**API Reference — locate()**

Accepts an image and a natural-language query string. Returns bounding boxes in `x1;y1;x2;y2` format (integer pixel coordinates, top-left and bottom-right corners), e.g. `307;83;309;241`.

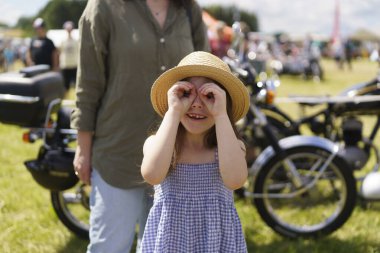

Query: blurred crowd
208;20;380;77
0;18;78;90
0;37;29;72
1;16;380;81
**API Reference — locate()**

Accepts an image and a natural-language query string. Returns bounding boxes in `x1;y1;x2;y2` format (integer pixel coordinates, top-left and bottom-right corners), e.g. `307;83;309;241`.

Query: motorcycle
273;68;380;181
0;65;89;239
222;34;356;238
237;77;356;239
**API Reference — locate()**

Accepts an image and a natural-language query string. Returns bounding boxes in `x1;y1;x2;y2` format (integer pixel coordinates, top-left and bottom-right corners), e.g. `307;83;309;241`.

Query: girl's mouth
187;113;206;120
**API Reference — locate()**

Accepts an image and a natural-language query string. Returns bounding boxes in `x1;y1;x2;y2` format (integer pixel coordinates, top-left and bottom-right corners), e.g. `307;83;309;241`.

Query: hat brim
151;64;250;122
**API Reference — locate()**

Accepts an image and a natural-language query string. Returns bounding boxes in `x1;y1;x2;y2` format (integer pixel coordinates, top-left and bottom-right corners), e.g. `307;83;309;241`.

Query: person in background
3;41;15;72
59;21;79;90
70;0;209;252
331;38;345;70
210;21;230;58
370;43;380;66
26;18;59;71
344;38;354;71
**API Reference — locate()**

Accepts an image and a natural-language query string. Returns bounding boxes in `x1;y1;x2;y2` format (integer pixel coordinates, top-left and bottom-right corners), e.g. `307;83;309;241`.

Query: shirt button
160;38;165;43
160;65;166;71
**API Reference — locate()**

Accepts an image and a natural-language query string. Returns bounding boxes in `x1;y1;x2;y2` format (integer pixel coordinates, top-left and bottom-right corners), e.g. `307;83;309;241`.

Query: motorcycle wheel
50;184;90;239
254;146;356;238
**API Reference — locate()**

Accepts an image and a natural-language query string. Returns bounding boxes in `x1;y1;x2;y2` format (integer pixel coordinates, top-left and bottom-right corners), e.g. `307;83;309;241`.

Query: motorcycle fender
249;135;340;182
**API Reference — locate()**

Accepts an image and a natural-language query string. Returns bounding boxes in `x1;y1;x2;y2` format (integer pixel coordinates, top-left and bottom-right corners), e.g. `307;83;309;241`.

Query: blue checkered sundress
141;151;247;253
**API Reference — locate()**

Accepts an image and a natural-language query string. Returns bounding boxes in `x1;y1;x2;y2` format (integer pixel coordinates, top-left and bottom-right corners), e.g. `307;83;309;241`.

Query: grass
1;59;380;252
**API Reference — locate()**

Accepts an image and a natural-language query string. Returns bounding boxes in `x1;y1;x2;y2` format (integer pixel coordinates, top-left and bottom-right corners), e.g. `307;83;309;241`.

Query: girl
141;51;250;252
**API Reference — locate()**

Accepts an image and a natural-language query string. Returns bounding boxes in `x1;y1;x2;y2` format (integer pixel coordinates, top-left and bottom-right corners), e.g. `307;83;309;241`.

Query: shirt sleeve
48;39;56;50
70;0;110;131
191;1;210;52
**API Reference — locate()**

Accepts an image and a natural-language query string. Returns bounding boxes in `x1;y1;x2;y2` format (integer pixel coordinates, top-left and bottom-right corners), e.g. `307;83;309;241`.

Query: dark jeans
61;67;77;90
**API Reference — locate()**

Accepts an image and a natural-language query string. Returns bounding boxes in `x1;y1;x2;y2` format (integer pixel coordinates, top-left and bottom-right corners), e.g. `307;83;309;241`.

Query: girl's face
180;76;216;136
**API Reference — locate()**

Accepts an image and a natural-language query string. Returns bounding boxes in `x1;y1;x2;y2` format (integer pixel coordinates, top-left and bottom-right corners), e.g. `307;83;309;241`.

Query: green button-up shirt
71;0;210;188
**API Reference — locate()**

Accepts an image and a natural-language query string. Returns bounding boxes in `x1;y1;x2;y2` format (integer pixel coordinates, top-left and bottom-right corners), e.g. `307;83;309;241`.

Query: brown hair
175;0;194;8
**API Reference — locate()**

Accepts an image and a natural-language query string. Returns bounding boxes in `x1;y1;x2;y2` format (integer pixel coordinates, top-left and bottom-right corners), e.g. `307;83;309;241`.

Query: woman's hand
73;146;92;185
73;131;93;185
198;82;227;119
167;81;196;117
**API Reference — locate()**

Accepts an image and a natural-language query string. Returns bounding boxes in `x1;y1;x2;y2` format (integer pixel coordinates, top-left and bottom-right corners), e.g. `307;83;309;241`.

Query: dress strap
214;148;219;162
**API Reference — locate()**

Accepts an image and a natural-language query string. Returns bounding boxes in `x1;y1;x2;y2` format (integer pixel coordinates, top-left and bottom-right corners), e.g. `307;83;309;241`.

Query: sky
1;0;380;37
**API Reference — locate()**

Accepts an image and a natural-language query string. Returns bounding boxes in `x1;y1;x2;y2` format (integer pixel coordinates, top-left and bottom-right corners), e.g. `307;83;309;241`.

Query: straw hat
151;51;250;122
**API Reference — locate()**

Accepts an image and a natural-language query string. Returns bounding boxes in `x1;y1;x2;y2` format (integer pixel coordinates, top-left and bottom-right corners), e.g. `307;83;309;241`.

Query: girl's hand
167;81;196;117
198;83;227;119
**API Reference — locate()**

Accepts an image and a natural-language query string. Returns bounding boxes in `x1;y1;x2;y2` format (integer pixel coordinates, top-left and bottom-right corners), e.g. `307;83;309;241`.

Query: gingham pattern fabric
141;156;247;253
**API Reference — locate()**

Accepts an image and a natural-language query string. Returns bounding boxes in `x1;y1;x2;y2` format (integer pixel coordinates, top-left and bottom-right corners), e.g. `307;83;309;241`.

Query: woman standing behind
71;0;209;252
59;21;79;90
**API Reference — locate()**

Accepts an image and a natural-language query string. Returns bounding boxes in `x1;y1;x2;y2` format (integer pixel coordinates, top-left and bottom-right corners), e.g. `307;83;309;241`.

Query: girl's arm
141;82;196;185
215;115;248;190
141;110;181;185
199;83;247;190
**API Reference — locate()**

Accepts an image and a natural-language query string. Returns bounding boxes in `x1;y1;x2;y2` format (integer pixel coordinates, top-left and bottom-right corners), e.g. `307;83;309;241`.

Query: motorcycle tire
50;185;90;240
253;146;356;239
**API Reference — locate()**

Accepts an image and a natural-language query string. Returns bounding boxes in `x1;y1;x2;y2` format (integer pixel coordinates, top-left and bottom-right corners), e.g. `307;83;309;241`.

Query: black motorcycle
222;52;356;238
0;65;89;239
239;78;356;238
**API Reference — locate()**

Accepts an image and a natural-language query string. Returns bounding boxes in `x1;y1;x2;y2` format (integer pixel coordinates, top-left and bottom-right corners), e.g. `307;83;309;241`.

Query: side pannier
0;65;65;127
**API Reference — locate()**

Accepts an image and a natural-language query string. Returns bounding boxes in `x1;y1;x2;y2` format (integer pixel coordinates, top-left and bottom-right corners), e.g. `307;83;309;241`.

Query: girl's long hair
176;0;194;8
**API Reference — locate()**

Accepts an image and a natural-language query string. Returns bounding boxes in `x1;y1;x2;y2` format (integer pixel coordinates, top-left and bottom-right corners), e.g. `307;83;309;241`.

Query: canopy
349;28;380;42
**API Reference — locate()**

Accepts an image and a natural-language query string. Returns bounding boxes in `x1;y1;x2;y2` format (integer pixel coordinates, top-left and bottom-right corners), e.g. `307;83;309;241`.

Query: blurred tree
15;17;35;37
0;22;9;28
15;0;88;36
15;17;34;29
40;0;87;29
203;5;259;32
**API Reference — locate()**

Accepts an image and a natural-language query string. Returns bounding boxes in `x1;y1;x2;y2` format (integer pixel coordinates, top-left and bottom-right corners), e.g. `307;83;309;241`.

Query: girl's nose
191;94;203;108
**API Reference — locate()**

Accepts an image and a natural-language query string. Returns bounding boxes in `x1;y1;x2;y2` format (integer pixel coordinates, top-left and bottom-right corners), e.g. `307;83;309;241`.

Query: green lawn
1;59;380;252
